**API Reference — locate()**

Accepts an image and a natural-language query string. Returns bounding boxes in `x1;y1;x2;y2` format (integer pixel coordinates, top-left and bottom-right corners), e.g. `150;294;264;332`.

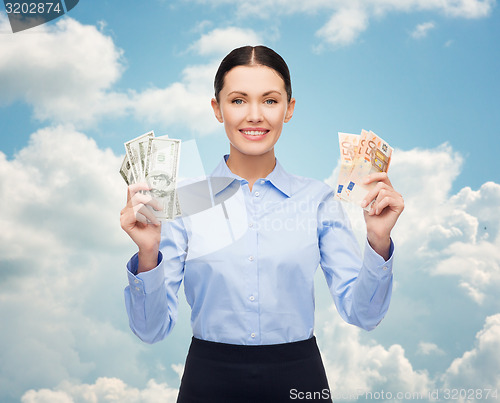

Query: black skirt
177;336;332;403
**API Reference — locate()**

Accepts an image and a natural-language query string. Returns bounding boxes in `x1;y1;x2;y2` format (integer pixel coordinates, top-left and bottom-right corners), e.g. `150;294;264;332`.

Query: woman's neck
226;146;276;191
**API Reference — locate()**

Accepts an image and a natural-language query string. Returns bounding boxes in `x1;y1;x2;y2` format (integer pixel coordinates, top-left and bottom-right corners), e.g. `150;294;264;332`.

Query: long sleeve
318;192;394;331
124;218;187;343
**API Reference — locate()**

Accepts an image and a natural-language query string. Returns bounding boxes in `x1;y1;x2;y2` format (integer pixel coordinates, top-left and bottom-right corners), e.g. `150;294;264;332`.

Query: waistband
188;336;320;364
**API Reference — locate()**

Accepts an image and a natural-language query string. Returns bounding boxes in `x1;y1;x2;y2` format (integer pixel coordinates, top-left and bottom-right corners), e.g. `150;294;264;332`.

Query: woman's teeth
242;130;267;136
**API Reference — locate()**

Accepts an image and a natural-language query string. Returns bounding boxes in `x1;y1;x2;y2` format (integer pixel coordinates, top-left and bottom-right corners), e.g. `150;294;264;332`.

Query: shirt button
248;256;254;261
249;295;255;301
383;266;388;270
254;191;260;197
251;333;256;338
135;287;140;291
249;222;253;228
260;180;265;184
134;279;140;284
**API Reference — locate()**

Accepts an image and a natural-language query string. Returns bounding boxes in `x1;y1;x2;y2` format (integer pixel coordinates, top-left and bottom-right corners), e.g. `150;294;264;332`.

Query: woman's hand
120;183;162;272
360;172;404;260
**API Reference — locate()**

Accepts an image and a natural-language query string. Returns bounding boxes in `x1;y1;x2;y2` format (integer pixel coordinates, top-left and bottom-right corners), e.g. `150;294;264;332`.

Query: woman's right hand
120;183;162;272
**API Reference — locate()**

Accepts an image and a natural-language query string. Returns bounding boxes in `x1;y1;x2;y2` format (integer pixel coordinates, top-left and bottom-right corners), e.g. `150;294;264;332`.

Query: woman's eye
265;99;277;105
232;99;243;105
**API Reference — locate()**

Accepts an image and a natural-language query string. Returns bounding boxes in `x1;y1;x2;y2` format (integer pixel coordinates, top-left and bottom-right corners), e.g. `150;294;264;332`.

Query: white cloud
421;180;500;304
417;342;445;356
441;314;500;395
0;125;125;261
318;310;434;399
0;15;128;126
190;27;262;56
411;21;436;38
316;7;369;47
21;377;179;403
370;145;500;305
131;61;220;135
186;0;496;47
0;126;154;401
439;0;496;18
318;311;500;402
387;144;464;248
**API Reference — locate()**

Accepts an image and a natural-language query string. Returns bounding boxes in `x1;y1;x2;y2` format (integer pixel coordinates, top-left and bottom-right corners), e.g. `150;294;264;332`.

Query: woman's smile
240;127;270;140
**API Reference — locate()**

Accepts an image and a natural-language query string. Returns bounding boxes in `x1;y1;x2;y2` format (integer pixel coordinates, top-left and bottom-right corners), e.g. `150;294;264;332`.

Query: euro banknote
336;131;361;200
337;130;393;211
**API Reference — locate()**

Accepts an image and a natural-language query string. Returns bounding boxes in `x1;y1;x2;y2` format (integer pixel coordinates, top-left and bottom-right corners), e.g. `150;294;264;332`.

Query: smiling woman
211;64;295;188
120;45;404;402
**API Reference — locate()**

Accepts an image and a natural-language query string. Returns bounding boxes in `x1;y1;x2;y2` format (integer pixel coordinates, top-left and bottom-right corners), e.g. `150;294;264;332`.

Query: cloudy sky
1;1;499;402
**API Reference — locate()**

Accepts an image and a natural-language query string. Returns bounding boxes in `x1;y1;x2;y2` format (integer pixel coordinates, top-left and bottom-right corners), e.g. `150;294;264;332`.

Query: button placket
246;182;260;344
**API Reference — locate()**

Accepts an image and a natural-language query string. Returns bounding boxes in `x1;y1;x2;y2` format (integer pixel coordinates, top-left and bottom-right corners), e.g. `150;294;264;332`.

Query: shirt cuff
363;238;394;278
126;251;165;294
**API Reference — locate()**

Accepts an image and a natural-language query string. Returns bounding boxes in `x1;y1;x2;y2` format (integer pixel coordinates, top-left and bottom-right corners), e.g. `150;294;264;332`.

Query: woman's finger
134;203;161;226
363;172;392;187
131;192;162;211
134;211;149;225
370;191;404;216
361;182;391;209
127;182;150;203
370;195;392;215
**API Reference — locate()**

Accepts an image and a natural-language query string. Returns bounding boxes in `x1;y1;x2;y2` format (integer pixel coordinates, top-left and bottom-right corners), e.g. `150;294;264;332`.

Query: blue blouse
124;156;394;345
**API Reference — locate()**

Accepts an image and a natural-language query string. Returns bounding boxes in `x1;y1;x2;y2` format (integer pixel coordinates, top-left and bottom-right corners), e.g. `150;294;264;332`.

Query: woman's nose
246;103;263;123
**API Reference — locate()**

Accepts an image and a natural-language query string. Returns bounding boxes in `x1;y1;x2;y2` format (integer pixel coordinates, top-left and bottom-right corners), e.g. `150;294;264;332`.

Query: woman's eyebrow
227;91;248;97
226;90;283;97
262;90;282;97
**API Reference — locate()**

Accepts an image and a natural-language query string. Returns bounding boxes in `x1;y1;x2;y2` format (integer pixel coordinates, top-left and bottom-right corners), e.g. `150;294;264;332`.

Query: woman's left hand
361;172;404;258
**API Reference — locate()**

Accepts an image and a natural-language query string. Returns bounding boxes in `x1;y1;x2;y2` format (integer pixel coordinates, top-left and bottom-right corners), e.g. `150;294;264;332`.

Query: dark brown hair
214;45;292;103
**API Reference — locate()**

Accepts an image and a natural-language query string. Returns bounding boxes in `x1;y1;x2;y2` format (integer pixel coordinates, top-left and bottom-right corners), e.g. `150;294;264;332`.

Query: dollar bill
121;131;182;221
144;137;181;220
338;130;393;211
119;155;134;186
124;130;155;183
336;132;360;200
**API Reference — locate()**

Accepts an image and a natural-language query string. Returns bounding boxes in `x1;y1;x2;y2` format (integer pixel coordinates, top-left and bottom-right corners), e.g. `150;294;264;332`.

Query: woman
120;46;404;402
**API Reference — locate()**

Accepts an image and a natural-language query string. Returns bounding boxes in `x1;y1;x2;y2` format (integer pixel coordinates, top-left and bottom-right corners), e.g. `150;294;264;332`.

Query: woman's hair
214;45;292;103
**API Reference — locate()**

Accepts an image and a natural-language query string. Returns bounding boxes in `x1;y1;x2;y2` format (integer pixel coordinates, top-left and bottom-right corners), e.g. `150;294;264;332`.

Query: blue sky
1;1;500;402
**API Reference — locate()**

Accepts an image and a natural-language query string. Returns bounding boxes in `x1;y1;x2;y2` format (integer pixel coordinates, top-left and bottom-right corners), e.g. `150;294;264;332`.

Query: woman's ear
211;98;224;123
284;98;296;123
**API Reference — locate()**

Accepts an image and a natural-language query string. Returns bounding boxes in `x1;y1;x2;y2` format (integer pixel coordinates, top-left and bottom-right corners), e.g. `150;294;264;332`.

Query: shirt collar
210;155;292;198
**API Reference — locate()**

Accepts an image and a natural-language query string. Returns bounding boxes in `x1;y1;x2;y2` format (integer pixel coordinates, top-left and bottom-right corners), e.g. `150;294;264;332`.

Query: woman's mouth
240;129;270;140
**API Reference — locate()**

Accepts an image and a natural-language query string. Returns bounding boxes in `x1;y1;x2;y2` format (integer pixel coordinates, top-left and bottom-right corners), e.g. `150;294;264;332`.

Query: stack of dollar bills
120;131;181;220
336;130;393;211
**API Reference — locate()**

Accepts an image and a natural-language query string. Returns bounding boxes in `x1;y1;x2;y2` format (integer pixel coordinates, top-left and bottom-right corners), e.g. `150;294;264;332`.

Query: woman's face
211;65;295;158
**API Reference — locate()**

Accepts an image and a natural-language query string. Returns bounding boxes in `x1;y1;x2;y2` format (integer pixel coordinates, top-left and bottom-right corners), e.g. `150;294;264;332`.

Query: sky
0;0;499;402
